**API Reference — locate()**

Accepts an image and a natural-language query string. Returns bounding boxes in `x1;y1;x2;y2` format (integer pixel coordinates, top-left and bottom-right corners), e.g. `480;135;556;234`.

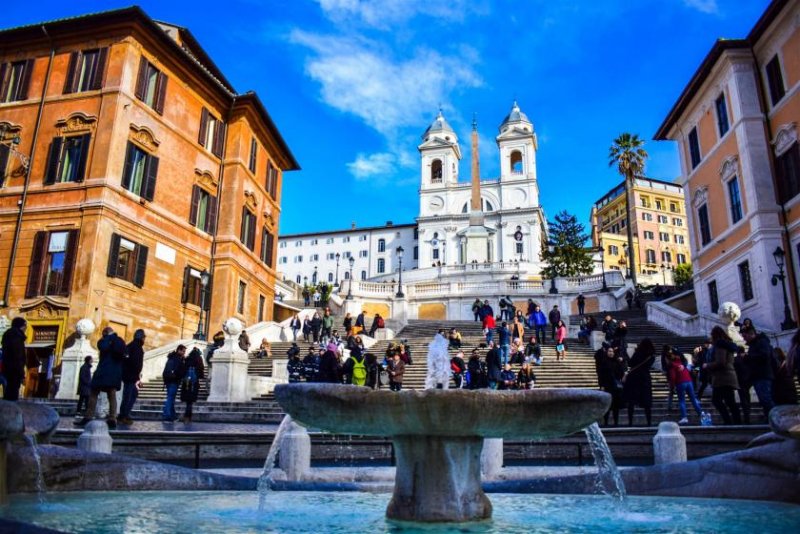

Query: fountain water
257;414;294;510
22;435;46;504
584;422;626;501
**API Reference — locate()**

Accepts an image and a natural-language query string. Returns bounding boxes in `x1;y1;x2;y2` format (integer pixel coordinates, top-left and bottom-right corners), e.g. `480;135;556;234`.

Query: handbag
556;343;565;352
379;370;390;386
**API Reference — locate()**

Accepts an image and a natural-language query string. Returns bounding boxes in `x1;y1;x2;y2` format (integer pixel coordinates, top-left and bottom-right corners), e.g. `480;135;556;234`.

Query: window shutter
143;154;159;201
265;232;275;267
134;243;148;288
0;144;9;186
203;275;212;311
43;137;63;185
107;233;121;278
248;214;256;251
154;72;167;115
260;229;268;263
207;194;218;235
240;206;247;244
181;266;190;303
90;47;108;91
134;57;148;100
212;121;226;158
121;142;135;190
75;133;91;182
189;185;200;226
18;59;34;100
63;51;79;94
25;231;48;298
59;229;80;296
198;108;209;146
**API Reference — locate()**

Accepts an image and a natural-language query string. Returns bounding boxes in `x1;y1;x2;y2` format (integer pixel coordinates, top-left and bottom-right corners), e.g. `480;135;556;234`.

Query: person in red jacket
482;314;496;345
669;350;703;425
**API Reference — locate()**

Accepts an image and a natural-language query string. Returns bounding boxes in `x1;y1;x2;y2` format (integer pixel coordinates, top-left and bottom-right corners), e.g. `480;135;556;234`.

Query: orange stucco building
655;0;799;332
0;7;299;369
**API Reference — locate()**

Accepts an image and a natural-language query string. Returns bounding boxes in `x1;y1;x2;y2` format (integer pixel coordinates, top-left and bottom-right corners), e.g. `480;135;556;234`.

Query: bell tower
418;110;461;192
496;101;537;183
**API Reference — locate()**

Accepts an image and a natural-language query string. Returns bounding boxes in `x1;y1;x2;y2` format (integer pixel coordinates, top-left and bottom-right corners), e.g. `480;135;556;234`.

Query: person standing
623;338;655;427
1;317;27;401
321;310;334;344
472;299;482;322
601;314;618;343
310;312;322;343
625;289;634;310
668;350;703;425
365;353;381;390
75;327;126;428
597;346;625;426
704;326;742;425
287;345;304;383
76;356;93;415
161;345;187;422
497;322;511;365
302;346;319;382
511;317;525;343
531;305;547;344
342;313;353;334
388;352;405;391
485;342;502;390
482;313;496;345
369;313;384;337
289;314;302;342
317;348;342;383
577;294;586;316
343;346;368;386
480;300;494;322
555;320;568;361
548;305;561;342
741;326;776;419
180;347;205;423
118;329;145;425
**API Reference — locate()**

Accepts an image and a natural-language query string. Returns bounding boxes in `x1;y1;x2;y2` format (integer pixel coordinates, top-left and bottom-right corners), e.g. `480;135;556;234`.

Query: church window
432;248;439;260
413;246;418;260
378;239;386;252
431;159;443;183
515;242;523;254
510;150;523;174
485;200;494;211
361;270;367;280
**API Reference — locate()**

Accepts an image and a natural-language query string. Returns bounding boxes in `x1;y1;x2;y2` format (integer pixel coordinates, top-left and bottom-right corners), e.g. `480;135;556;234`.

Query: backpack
351;356;367;386
162;357;179;383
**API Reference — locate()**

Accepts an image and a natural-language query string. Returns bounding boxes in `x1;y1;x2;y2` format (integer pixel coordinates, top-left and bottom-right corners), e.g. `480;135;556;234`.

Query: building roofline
654;0;790;140
593;176;683;208
234;92;300;171
280;222;417;240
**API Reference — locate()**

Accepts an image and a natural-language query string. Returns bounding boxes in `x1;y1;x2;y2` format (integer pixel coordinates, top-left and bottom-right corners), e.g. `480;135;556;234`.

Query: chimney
351;221;356;229
386;221;393;227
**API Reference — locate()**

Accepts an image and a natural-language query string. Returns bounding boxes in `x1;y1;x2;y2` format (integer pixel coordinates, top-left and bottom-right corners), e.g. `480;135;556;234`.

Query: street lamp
771;246;797;330
548;244;558;294
346;256;355;300
622;244;631;279
313;265;318;284
193;269;211;340
660;263;669;285
334;252;341;288
396;246;405;298
598;246;608;292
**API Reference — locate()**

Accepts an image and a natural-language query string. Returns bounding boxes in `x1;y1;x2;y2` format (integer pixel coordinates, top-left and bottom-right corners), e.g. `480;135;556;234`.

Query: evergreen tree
540;210;594;277
673;262;693;287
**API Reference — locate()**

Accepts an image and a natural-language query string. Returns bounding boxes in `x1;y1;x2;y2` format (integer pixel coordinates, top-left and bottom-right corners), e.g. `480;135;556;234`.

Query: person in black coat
596;346;626;426
485;343;502;390
119;329;146;425
623;339;656;426
76;356;93;414
161;345;187;422
180;347;205;423
317;349;342;383
364;353;380;390
1;317;27;401
76;327;126;428
467;350;484;390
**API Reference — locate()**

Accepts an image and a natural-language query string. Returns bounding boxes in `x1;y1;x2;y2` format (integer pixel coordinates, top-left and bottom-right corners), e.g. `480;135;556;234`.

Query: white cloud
347;152;396;179
316;0;472;29
682;0;718;14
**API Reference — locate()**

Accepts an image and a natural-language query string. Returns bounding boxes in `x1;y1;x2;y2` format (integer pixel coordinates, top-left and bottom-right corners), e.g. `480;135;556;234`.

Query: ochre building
0;7;299;376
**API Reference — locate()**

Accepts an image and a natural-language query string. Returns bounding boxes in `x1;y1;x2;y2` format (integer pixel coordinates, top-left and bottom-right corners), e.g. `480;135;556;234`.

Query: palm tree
608;133;648;287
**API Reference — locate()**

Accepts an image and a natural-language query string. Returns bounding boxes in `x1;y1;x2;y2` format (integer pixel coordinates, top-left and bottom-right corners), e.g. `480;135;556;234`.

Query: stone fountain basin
274;384;610;439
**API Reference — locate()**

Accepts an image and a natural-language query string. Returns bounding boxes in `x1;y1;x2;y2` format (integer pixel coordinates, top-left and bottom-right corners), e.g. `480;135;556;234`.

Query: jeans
488;381;498;390
474;312;480;322
500;344;510;365
676;381;702;419
578;303;585;316
534;325;546;344
752;379;775;418
119;381;138;418
76;394;89;414
485;331;494;345
390;382;402;392
292;328;299;341
162;383;179;420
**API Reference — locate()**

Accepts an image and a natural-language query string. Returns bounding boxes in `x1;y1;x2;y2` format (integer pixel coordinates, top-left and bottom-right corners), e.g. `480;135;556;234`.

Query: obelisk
463;115;491;263
470;115;481;217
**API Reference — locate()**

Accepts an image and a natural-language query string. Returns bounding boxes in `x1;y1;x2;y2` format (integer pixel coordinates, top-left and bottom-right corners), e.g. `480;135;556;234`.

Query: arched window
510;150;523;174
431;159;443;183
377;258;386;273
296;275;301;284
462;199;495;213
361;270;367;280
328;272;333;282
312;271;318;283
344;271;350;280
378;239;386;252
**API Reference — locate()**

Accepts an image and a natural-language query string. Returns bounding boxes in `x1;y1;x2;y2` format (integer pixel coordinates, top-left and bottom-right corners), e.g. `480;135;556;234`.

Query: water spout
22;435;46;504
257;414;294;511
584;422;626;501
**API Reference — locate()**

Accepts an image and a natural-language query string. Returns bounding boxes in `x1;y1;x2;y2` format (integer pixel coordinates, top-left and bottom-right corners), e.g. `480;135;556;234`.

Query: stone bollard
278;420;311;481
77;420;113;454
653;421;686;464
480;438;503;479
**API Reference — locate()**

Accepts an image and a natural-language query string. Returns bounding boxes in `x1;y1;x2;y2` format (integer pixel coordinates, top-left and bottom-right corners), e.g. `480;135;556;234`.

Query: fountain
273;384;610;522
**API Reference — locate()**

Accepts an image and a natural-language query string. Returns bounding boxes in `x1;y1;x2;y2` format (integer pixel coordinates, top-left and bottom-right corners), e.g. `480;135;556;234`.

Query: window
266;161;278;198
413;246;418;260
198;108;225;157
413;228;419;240
378;239;386;252
640;196;651;208
674;235;685;245
189;185;217;234
608;245;619;255
677;253;687;264
658;215;668;224
377;258;385;273
327;272;333;282
310;239;318;245
63;48;108;93
765;55;786;106
644;231;654;240
645;249;656;264
0;144;8;187
249;138;258;174
344;271;350;280
279;256;287;264
516;242;523;254
688;127;701;169
359;250;368;258
510;150;523;174
294;255;303;263
661;251;672;262
432;248;440;260
295;240;302;247
727;177;743;223
655;199;664;211
240;207;256;251
258;295;265;322
360;270;367;280
620;218;627;228
776;143;800;204
738;261;754;301
343;236;350;243
359;234;367;241
107;233;148;287
260;229;274;267
670;202;679;213
715;93;729;137
181;267;209;309
279;241;287;248
708;280;719;313
642;213;653;222
310;254;319;262
325;238;334;244
0;59;34;103
43;135;91;185
25;230;79;297
343;251;352;259
119;142;159;200
659;232;670;242
133;57;167;114
237;281;246;314
697;204;711;246
673;217;683;227
326;253;335;260
431;159;443;183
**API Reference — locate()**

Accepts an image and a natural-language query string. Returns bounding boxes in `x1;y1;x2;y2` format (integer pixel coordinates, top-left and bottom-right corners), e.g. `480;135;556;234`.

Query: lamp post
623;244;631;279
772;246;797;330
334;252;341;288
548;244;558;294
193;269;210;340
660;263;668;285
313;265;318;285
346;256;355;300
598;246;608;292
396;246;405;298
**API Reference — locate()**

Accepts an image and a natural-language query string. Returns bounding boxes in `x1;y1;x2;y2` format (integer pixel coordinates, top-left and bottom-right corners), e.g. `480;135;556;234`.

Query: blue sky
4;0;770;234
